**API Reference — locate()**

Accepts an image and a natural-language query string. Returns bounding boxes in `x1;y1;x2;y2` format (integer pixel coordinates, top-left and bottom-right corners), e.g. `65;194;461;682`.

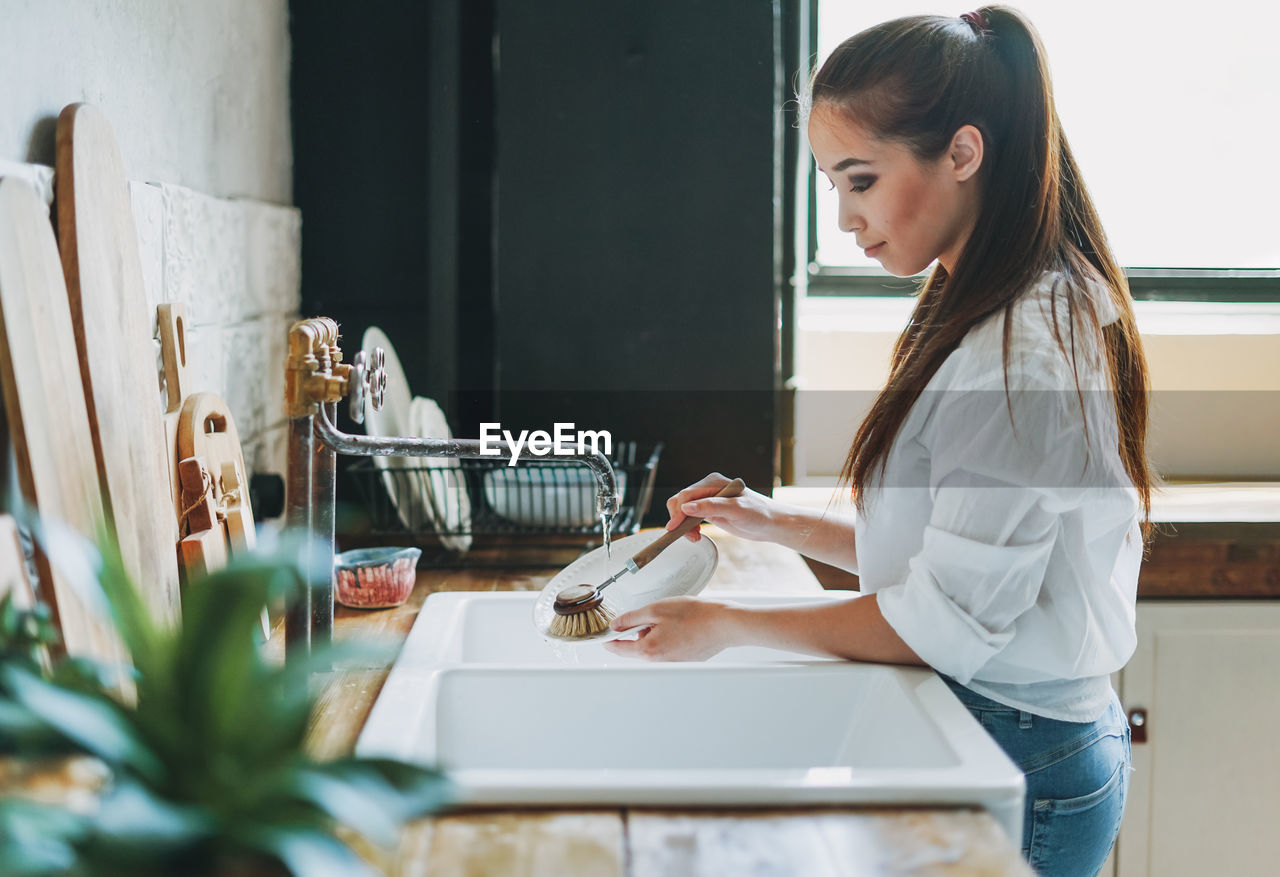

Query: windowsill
792;295;1280;481
798;296;1280;336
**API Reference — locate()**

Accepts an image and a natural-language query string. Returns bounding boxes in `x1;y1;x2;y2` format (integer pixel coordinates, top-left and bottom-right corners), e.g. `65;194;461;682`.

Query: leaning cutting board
0;177;121;662
55;103;180;626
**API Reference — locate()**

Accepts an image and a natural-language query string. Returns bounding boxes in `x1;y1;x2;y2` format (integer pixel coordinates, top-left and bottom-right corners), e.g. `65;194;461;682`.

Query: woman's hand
602;597;739;661
666;472;780;544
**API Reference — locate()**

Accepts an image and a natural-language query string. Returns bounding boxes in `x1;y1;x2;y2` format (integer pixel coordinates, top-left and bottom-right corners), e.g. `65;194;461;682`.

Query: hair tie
960;10;991;34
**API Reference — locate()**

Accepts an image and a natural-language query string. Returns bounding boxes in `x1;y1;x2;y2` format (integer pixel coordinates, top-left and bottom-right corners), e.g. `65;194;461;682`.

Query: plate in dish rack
409;396;472;552
360;327;435;534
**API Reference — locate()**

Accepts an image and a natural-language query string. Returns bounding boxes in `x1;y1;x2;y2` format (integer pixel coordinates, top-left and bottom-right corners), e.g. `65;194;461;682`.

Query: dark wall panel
291;2;432;389
292;0;785;527
494;0;781;504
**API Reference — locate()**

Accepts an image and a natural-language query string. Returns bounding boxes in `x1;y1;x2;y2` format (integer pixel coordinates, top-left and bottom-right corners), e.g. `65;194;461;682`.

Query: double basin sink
356;590;1025;841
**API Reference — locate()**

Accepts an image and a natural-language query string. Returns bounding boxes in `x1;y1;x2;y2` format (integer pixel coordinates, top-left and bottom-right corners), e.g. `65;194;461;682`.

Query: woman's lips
864;242;885;258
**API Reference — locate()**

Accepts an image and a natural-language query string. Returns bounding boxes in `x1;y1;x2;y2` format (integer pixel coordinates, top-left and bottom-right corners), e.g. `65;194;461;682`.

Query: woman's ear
949;124;984;182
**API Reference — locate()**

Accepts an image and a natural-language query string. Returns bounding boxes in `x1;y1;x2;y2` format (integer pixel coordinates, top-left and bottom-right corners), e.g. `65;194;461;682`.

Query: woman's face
807;104;982;277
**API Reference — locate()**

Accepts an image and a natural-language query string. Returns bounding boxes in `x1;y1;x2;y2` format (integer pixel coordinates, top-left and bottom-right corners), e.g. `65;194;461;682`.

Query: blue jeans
940;676;1131;877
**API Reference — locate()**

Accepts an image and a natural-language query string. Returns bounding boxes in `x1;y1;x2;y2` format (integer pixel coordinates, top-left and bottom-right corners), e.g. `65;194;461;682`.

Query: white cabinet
1113;602;1280;876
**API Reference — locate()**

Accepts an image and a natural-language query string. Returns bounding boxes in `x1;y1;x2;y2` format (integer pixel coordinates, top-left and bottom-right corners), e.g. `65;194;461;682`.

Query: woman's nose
838;203;864;235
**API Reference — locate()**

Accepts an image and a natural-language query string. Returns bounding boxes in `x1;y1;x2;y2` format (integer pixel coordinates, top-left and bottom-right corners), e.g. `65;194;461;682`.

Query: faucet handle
367;347;387;413
346;349;387;425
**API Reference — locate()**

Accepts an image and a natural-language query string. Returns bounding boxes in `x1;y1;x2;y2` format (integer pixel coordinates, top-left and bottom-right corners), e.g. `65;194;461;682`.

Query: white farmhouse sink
395;590;853;666
356;590;1025;841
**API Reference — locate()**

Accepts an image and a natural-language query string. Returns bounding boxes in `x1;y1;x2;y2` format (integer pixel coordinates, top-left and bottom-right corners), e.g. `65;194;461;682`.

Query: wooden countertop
282;528;1031;875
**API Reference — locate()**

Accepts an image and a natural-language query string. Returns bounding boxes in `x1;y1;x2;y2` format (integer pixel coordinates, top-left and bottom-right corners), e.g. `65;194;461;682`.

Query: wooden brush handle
630;477;746;571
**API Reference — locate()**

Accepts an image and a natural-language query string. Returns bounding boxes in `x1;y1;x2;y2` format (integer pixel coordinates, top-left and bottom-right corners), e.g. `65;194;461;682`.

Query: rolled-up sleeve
875;374;1104;683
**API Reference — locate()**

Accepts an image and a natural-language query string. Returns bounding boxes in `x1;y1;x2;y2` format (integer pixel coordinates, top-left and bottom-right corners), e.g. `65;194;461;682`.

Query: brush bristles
546;600;617;639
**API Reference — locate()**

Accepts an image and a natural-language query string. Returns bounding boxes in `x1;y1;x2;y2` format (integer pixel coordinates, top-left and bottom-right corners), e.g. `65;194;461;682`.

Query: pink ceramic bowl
334;547;422;609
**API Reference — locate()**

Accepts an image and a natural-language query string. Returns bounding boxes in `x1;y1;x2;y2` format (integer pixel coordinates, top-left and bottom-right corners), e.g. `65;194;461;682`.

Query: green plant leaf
315;757;454;823
0;797;86;875
87;779;211;847
245;826;381;877
286;767;403;848
281;757;452;851
0;696;59;749
90;533;165;675
0;595;59;670
47;656;122;696
0;664;162;782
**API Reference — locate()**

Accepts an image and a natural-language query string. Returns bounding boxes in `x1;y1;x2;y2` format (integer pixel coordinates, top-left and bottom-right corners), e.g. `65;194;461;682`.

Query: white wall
1;0;298;485
3;0;292;203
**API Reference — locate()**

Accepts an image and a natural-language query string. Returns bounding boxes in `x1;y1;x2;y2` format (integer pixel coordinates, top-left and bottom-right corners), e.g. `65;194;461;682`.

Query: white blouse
857;270;1142;722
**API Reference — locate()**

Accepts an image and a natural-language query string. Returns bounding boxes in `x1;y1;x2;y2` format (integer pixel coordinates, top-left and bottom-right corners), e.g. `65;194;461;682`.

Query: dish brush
546;478;745;639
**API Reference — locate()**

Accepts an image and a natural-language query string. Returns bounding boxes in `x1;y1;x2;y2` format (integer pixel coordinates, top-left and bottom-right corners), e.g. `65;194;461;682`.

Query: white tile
240;196;301;318
160;182;200;312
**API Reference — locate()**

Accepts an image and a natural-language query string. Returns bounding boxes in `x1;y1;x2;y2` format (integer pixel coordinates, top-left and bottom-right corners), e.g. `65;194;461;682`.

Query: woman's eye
849;176;875;193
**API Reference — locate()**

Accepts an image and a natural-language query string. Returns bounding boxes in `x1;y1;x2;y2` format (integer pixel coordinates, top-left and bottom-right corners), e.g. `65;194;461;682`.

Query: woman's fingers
665;472;733;540
602;598;734;662
680;497;738;519
665;472;731;519
611;604;659;631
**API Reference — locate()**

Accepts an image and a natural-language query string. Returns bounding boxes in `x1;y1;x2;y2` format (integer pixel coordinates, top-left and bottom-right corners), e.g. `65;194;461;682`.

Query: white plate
483;466;626;528
409;396;472;552
361;327;435;533
532;529;718;643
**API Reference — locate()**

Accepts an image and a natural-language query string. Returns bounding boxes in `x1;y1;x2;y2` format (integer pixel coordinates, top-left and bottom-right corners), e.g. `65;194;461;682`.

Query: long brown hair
810;6;1156;531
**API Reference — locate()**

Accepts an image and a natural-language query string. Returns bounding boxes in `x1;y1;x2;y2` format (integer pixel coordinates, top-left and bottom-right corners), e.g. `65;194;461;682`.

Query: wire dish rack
348;441;663;565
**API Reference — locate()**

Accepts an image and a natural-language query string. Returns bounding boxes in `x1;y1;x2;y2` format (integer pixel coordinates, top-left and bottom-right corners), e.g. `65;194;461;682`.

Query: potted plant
0;520;450;876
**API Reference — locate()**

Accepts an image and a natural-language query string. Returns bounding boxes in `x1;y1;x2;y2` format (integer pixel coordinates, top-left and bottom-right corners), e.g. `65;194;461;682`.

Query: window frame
799;0;1280;304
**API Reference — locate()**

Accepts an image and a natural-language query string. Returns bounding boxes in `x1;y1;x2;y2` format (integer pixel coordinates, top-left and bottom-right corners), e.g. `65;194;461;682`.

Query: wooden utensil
0;177;120;662
179;527;230;582
159;306;267;636
177;392;256;556
177;390;269;640
55;103;180;626
158;302;193;519
178;456;218;535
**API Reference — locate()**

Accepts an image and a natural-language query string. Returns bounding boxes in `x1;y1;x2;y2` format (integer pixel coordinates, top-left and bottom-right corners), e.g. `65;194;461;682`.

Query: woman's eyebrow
832;157;872;171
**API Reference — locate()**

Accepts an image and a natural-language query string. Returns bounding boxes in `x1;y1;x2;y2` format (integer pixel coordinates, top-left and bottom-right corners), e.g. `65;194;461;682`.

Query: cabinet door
1116;602;1280;877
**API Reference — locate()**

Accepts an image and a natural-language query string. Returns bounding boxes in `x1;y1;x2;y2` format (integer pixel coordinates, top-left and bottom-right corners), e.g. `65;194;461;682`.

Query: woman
604;7;1155;875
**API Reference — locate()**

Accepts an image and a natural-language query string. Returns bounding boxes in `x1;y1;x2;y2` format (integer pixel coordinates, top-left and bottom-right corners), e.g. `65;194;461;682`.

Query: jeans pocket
1027;759;1127;877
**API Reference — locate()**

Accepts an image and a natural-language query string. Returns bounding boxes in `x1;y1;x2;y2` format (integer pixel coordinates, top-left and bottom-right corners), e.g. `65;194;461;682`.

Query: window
803;0;1280;301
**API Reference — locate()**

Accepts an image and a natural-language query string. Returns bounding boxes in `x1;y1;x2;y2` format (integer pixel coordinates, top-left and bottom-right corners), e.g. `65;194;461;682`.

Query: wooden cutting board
0;177;120;662
55;103;180;626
